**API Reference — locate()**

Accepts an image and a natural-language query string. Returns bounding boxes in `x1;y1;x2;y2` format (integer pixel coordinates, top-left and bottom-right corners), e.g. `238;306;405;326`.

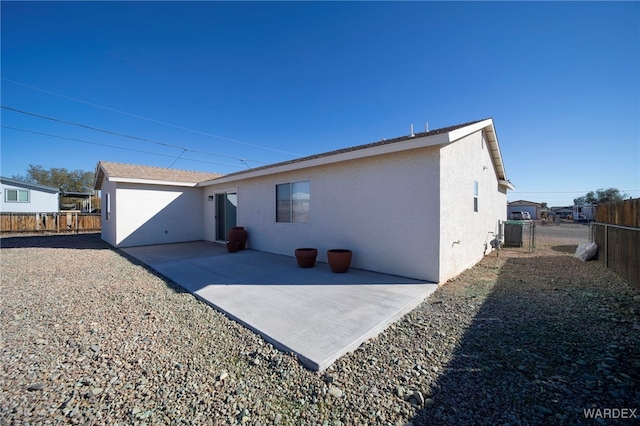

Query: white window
5;188;29;203
276;181;310;223
105;193;111;221
473;181;479;213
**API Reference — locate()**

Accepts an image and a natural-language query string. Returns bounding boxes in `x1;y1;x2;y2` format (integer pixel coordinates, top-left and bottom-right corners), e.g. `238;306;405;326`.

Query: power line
168;149;187;168
1;105;268;167
1;125;244;168
2;78;302;156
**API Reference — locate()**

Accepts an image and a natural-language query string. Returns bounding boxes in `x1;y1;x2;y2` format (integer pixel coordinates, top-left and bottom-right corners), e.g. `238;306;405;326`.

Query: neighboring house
507;200;541;220
94;118;514;283
0;176;59;213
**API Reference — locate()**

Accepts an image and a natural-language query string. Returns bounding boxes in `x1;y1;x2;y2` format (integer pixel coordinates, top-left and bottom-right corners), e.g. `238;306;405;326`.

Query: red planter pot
327;249;352;273
295;248;318;268
226;241;240;253
228;227;248;250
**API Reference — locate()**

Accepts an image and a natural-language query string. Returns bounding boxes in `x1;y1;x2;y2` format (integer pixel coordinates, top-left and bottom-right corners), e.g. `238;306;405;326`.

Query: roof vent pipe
410;124;414;137
425;122;429;132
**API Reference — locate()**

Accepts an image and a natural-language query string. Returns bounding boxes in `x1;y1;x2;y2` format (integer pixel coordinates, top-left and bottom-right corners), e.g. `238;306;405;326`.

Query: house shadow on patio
409;255;639;425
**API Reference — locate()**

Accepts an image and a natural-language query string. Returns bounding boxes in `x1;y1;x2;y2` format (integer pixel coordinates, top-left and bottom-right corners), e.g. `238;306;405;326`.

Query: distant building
507;200;541;220
0;177;59;213
549;206;573;219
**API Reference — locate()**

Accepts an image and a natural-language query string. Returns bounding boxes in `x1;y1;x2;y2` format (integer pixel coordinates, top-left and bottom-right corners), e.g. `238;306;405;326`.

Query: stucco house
95;118;514;283
94;163;222;248
0;176;59;213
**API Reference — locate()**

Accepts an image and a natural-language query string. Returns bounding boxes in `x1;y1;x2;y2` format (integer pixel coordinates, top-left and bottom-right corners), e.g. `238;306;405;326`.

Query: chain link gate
500;220;535;253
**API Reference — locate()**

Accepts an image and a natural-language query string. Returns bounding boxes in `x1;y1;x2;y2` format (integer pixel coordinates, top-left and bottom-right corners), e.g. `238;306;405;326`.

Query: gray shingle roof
94;162;223;189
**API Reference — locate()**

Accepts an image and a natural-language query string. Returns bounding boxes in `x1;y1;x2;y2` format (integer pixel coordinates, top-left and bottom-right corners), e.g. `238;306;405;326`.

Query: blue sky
1;1;638;206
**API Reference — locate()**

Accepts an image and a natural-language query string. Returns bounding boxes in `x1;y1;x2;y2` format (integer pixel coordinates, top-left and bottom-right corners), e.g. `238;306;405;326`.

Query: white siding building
508;200;542;220
0;177;59;213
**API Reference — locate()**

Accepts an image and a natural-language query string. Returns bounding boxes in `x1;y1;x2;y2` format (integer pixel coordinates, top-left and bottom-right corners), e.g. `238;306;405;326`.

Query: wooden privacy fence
0;212;101;234
595;198;640;227
592;198;640;290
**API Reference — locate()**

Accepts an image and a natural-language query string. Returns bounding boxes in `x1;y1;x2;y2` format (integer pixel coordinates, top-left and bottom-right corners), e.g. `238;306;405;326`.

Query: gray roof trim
0;176;60;193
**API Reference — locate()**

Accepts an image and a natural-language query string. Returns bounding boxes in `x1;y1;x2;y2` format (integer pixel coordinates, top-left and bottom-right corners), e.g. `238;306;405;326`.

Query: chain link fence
500;220;536;253
498;220;592;255
534;220;590;254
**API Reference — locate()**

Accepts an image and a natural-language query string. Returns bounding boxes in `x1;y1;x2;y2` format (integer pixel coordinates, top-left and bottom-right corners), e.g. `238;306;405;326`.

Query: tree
12;164;95;193
573;188;628;205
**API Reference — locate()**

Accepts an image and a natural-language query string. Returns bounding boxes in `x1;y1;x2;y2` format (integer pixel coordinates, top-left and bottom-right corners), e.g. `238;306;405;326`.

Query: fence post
604;224;608;269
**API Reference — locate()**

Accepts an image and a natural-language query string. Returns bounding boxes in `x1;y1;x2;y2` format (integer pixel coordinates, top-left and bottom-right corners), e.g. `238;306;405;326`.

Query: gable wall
0;182;58;213
100;178;117;246
438;130;507;282
204;146;442;281
113;183;204;247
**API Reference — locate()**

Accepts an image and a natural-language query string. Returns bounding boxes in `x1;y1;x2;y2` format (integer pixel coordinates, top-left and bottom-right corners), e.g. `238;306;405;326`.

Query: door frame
214;190;238;242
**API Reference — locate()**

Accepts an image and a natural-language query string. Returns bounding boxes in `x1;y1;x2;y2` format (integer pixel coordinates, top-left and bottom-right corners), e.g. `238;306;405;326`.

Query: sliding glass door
215;192;237;242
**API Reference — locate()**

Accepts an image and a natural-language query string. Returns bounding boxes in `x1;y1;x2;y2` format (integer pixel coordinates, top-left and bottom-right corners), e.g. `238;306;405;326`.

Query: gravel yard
1;233;638;425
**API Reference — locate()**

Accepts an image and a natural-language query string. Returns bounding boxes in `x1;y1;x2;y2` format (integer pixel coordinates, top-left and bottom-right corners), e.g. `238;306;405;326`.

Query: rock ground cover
1;233;638;425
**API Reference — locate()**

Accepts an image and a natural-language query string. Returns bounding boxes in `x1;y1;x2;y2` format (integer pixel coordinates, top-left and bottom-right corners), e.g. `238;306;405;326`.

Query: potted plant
327;249;352;273
295;248;317;268
228;227;248;250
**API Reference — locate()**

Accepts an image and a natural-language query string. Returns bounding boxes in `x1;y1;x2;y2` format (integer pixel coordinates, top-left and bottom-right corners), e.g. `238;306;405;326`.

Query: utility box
504;221;524;247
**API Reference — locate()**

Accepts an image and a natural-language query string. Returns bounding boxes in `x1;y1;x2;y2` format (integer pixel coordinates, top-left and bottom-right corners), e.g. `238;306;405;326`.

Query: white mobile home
95;118;514;283
0;177;59;213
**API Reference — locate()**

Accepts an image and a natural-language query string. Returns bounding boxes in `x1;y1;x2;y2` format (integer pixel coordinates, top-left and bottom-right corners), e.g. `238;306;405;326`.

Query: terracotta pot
295;248;318;268
226;241;240;253
327;249;352;273
228;227;248;250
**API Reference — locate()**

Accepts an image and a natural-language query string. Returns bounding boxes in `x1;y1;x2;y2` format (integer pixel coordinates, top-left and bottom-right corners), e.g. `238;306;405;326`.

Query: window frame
105;193;111;221
5;188;30;203
276;180;310;223
473;180;479;213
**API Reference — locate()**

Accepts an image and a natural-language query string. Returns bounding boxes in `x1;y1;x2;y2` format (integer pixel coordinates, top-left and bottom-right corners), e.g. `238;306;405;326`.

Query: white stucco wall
99;178;117;247
0;182;58;213
438;130;507;282
204;147;442;281
102;182;204;247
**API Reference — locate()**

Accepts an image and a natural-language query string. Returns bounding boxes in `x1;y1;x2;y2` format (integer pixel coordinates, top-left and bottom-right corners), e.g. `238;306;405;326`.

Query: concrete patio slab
122;241;438;371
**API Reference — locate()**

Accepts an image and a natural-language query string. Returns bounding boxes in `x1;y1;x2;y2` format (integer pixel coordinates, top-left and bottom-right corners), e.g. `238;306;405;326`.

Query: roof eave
200;133;451;186
445;118;513;190
499;179;516;190
108;177;200;187
0;176;60;193
93;162;105;191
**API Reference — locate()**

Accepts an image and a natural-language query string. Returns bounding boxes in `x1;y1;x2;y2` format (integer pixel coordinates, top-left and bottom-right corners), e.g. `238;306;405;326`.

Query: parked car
574;214;593;224
510;211;531;220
